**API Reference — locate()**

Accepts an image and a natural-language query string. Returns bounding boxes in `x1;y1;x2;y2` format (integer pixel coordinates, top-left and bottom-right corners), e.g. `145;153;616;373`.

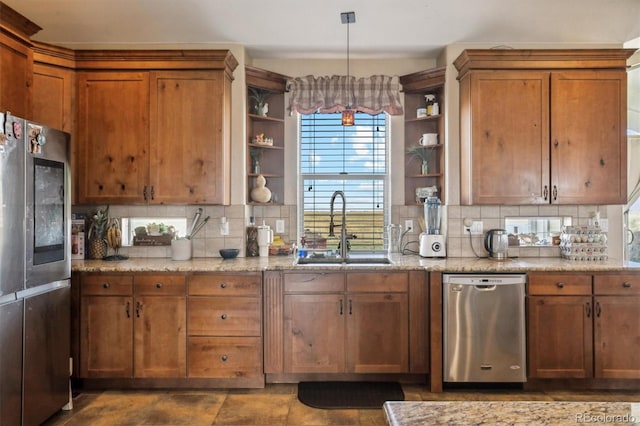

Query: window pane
300;112;387;252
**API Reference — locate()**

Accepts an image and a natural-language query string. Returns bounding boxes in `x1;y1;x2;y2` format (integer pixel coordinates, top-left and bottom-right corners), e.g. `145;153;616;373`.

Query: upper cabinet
75;50;237;205
0;6;39;118
245;66;288;205
400;67;446;205
455;49;635;205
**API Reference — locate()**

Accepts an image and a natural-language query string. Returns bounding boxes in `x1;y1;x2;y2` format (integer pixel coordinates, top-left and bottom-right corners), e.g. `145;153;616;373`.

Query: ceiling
4;0;640;59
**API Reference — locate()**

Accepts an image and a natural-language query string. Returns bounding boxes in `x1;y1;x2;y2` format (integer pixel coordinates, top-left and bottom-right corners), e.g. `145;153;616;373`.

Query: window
299;112;388;252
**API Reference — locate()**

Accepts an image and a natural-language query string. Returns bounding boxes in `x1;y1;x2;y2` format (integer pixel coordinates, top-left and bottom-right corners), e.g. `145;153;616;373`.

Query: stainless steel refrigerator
0;112;71;426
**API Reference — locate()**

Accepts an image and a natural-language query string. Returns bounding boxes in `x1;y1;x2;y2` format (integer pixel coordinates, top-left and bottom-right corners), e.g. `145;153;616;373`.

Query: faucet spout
329;191;349;259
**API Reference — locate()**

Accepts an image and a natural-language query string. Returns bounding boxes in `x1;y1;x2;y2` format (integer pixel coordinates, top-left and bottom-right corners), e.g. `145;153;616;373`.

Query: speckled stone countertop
383;401;640;426
71;255;640;273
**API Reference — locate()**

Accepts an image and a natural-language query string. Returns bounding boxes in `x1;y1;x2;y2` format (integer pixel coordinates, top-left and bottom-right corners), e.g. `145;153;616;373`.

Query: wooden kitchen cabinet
400;67;446;205
0;13;36;118
593;274;640;379
528;271;640;381
245;66;288;205
79;274;134;378
76;71;150;204
187;273;263;387
79;273;186;379
455;49;634;205
282;271;410;374
75;50;237;205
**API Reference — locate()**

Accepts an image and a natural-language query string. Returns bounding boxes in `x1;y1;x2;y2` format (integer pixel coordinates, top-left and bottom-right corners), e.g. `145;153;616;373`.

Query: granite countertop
383;401;640;426
71;255;640;273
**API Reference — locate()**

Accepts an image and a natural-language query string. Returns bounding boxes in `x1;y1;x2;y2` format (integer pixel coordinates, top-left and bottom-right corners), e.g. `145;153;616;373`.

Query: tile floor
43;384;640;426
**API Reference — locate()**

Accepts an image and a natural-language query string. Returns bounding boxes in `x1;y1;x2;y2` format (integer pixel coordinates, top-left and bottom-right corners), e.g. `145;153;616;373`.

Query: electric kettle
484;229;509;260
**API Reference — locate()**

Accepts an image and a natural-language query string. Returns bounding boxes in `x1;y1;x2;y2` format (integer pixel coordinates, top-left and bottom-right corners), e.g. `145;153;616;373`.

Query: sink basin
296;256;392;265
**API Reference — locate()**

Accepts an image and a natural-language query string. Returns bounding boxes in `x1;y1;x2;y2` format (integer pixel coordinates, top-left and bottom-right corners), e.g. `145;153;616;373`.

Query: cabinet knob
623;282;632;288
221;313;227;320
103;282;110;289
556;282;565;289
221;355;228;362
156;282;163;289
220;282;227;289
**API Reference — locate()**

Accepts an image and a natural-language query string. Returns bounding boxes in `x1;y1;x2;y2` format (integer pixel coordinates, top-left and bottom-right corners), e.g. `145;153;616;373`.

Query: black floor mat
297;381;404;409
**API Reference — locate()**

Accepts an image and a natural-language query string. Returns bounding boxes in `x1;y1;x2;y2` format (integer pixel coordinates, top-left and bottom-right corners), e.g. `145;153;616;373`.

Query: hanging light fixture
341;11;356;126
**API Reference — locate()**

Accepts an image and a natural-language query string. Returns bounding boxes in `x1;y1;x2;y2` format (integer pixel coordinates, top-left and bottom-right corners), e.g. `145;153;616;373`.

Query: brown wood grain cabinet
278;271;421;375
0;18;35;118
75;50;237;205
79;273;186;379
455;49;634;205
528;272;640;381
187;273;263;387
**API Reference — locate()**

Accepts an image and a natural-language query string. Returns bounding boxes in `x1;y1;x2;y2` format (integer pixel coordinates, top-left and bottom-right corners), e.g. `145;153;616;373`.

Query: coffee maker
419;191;446;258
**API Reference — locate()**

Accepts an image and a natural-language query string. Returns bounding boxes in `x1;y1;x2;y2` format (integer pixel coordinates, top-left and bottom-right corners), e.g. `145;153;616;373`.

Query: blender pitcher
425;195;442;234
387;224;403;255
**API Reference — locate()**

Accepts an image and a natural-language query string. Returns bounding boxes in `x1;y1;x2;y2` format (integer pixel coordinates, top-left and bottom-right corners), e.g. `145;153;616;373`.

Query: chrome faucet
329;190;356;259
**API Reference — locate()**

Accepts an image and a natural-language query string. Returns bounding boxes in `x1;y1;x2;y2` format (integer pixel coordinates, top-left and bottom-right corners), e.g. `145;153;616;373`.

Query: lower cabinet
187;273;263;386
528;272;640;380
282;271;410;374
79;273;186;378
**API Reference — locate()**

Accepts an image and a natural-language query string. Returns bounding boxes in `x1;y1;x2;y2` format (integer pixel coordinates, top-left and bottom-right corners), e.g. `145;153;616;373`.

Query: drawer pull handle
221;355;228;362
126;301;130;318
586;302;591;318
221;314;227;320
136;301;142;318
596;301;601;317
103;282;110;289
623;282;632;288
220;283;227;289
556;282;565;289
156;283;163;289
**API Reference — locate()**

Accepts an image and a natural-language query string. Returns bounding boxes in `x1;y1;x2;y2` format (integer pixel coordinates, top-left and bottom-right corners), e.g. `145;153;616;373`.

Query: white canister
171;238;192;261
416;108;427;118
419;133;438;146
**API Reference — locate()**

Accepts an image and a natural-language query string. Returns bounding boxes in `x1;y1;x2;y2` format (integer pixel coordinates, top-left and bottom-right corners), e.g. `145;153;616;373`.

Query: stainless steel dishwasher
443;274;526;383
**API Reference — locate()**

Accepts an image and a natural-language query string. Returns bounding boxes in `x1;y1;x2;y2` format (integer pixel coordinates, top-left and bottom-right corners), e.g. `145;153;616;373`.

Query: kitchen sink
296;256;392;265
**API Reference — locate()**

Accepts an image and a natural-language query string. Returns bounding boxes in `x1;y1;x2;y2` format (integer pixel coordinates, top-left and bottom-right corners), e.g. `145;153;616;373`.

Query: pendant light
341;11;356;126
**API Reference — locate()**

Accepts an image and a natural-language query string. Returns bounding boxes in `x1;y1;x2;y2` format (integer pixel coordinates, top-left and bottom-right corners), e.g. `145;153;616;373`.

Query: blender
419;189;446;257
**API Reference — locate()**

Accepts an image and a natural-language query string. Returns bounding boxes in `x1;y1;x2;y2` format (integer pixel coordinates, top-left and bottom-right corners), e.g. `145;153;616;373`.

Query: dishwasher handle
475;285;496;291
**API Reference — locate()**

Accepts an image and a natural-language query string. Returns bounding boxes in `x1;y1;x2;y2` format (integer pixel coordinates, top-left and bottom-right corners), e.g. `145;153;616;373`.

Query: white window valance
287;75;404;116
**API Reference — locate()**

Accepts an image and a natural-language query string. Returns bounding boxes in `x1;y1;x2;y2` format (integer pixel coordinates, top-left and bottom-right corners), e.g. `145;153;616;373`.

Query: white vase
251;174;272;203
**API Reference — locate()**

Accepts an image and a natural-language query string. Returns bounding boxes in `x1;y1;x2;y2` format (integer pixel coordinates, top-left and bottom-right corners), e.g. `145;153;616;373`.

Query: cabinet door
283;294;345;373
80;296;133;378
346;293;408;373
527;296;593;379
550;71;627;204
76;72;149;204
594;296;640;379
150;71;230;204
461;71;550;204
0;33;32;118
31;63;74;132
134;296;186;378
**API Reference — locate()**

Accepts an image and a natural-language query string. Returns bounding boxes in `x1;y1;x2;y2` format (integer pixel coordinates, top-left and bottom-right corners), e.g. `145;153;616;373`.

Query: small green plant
406;146;430;162
248;88;272;112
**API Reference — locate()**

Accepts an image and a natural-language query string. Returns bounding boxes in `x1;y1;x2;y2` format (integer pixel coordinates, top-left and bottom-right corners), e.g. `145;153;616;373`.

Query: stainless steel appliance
0;112;71;426
484;228;509;260
419;192;446;258
443;274;526;383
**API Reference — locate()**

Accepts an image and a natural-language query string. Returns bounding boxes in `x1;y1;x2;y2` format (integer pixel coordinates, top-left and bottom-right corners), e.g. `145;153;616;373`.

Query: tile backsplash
74;203;606;259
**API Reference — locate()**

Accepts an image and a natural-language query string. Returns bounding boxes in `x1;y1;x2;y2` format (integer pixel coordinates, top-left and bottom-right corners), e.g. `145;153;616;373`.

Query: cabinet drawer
188;297;261;336
81;275;133;296
189;273;261;296
135;274;186;295
347;272;408;293
284;272;345;293
528;273;592;295
188;337;262;378
594;274;640;295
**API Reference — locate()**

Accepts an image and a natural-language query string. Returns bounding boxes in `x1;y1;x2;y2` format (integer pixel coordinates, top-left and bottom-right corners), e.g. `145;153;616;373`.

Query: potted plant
87;206;109;259
248;88;272;116
406;146;431;175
